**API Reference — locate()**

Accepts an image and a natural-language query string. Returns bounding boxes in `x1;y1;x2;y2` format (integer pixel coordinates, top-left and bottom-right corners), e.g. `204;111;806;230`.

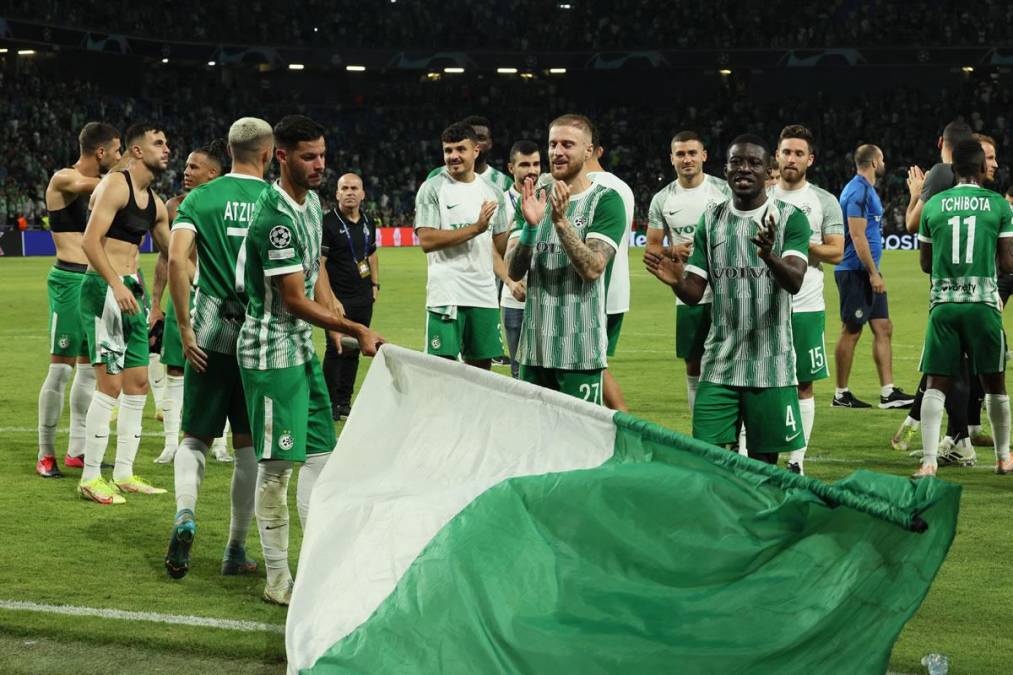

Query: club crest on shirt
279;432;295;451
431;336;442;349
573;216;587;228
269;225;292;248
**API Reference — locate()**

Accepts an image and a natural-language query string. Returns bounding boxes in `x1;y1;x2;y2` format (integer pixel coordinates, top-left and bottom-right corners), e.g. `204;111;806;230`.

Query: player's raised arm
82;173;139;314
751;206;808;294
508;177;545;281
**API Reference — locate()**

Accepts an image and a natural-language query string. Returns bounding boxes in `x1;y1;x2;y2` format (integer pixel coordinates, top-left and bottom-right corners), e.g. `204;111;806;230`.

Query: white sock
737;425;748;456
881;383;895;398
173;436;207;513
920;389;946;466
162;375;184;453
37;363;72;459
968;424;982;436
148;353;165;409
256;460;293;588
835;387;848;397
82;391;117;482
297;453;331;529
686;375;700;413
789;397;816;466
985;394;1011;461
112;394;147;481
228;445;257;548
68;366;96;458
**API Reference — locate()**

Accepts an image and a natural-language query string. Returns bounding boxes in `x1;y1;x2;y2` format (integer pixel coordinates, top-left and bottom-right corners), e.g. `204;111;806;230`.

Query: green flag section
288;345;960;675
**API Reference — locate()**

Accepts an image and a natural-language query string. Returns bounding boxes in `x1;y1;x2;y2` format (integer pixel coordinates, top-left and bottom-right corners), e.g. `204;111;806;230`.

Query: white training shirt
647;174;731;305
414;170;510;308
769;181;845;313
588;170;634;315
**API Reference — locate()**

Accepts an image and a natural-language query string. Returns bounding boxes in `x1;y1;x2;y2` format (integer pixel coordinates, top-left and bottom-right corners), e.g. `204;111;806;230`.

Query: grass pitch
1;248;1011;673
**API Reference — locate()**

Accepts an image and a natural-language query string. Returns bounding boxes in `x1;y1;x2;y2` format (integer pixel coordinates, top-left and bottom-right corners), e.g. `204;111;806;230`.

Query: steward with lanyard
321;173;378;420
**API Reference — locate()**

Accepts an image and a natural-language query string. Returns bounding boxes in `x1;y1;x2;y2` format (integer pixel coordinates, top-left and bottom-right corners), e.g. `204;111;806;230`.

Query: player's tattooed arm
555;220;614;281
507;238;533;281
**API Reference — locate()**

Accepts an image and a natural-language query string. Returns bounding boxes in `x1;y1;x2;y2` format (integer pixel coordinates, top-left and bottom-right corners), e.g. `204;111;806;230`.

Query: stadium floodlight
548;68;567;74
346;65;366;72
0;48;8;53
497;67;518;74
18;49;36;55
207;60;216;66
519;72;535;80
289;64;305;70
559;3;572;8
961;66;974;73
426;72;441;80
161;57;169;63
444;67;465;74
719;68;732;76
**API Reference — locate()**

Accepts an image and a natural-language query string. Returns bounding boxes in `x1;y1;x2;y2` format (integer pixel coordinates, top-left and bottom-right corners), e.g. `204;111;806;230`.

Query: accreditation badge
358;260;371;278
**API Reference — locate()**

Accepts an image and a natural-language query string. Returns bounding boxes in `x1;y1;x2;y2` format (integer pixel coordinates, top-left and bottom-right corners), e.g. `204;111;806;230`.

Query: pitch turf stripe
0;600;284;634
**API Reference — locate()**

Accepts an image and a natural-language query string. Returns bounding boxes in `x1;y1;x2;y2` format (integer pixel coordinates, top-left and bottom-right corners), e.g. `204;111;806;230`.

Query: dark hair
728;133;770;160
461;115;491;131
778;124;816;155
951;139;986;179
671;130;702;146
194;138;229;171
1006;184;1013;198
441;122;479;145
273;115;325;151
78;122;120;155
854;144;881;168
509;140;540;162
942;120;973;148
124;122;162;148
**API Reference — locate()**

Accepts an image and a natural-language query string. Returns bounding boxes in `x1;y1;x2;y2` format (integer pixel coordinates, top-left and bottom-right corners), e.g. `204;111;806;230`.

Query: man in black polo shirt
321;173;379;420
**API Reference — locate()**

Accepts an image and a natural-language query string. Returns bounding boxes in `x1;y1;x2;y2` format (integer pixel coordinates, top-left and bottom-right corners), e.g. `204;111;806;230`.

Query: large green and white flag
288;345;959;674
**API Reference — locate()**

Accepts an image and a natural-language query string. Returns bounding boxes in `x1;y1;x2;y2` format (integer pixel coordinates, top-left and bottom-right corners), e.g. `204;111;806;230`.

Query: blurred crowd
8;0;1012;50
2;59;1010;233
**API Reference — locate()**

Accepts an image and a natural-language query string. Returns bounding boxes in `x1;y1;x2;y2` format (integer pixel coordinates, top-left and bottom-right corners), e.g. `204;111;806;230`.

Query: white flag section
287;344;616;674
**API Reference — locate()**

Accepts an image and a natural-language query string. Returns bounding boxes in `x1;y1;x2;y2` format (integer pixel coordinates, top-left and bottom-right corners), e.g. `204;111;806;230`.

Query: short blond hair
228;117;273;163
549;114;595;143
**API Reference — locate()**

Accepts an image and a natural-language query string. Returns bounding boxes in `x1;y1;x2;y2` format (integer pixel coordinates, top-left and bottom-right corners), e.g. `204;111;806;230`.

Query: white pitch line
0;426;164;437
0;599;284;634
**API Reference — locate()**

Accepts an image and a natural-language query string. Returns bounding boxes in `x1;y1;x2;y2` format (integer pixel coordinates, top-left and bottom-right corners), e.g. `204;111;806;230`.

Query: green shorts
919;303;1007;377
47;266;89;358
606;313;624;357
79;271;149;374
182;350;251;438
161;297;185;369
426;306;504;361
692;380;804;454
240;355;335;462
676;303;711;361
792;310;829;383
519;365;604;405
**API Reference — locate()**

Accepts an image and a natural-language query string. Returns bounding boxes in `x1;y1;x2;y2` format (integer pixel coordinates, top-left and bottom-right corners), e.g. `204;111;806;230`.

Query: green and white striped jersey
427;164;514;192
685;199;811;388
769;181;844;312
647;175;731;305
918;184;1013;311
238;183;323;370
515;183;626;370
172;173;269;354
